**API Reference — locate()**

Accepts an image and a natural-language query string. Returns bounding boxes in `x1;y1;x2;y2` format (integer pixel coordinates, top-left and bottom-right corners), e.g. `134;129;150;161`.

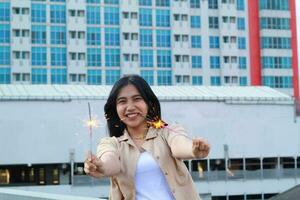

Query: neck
127;123;149;139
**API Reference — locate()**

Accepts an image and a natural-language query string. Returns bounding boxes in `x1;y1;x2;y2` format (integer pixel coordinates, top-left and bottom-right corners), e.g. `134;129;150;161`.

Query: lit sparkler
85;102;100;153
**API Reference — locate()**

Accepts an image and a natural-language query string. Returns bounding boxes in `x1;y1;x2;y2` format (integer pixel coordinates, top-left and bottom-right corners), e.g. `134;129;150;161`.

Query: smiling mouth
125;113;140;118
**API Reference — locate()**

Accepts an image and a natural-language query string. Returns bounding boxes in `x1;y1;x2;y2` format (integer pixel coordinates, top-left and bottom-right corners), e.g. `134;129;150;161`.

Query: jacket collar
118;127;158;142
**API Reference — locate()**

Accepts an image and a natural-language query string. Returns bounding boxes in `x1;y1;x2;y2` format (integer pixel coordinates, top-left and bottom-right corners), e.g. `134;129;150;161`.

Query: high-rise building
0;0;298;98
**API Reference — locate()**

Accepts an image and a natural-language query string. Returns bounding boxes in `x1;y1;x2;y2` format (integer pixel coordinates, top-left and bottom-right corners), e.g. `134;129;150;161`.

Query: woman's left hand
192;138;210;158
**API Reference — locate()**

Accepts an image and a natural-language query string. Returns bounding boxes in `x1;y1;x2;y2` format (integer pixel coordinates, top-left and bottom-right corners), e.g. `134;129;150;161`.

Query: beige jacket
96;124;201;200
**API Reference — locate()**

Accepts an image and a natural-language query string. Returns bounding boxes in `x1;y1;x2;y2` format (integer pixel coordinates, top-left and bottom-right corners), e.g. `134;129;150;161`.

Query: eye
134;96;143;101
117;99;126;104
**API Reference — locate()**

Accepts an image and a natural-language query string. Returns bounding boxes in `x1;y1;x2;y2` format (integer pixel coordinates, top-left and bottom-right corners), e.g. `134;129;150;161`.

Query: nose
126;101;136;112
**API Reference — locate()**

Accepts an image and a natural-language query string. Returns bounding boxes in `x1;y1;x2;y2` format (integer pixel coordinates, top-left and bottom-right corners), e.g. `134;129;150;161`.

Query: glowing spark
85;118;100;128
197;163;204;178
145;116;168;129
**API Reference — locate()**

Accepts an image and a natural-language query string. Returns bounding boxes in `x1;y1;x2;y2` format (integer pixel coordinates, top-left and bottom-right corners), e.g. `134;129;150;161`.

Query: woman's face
116;84;148;130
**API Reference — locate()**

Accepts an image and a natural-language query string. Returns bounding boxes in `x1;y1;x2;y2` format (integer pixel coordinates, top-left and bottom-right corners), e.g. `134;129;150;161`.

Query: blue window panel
87;27;101;45
106;69;120;85
191;16;201;28
31;3;46;23
87;48;101;67
157;70;172;85
105;48;120;67
156;9;170;27
32;47;47;66
104;0;119;4
87;69;102;85
50;5;66;24
209;36;219;48
51;48;67;66
260;0;289;10
140;50;153;68
140;29;153;47
191;36;201;48
190;0;200;8
263;76;292;88
50;0;66;2
236;0;244;10
238;37;246;49
210;76;221;86
192;56;202;68
156;30;171;47
32;25;46;44
260;17;290;30
105;28;120;46
51;68;67;84
104;7;119;25
141;70;154;85
87;0;100;3
0;68;10;84
0;24;10;43
239;77;247;86
192;76;203;85
0;46;10;65
210;56;220;69
262;57;292;69
32;68;47;84
261;37;291;49
157;50;171;68
51;26;66;44
237;17;245;30
0;2;10;22
139;8;152;26
238;57;247;69
208;0;218;9
156;0;170;7
139;0;152;6
87;6;101;24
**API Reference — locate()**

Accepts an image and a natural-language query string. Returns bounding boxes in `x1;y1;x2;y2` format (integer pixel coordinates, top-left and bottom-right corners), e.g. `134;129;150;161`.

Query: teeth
126;113;138;118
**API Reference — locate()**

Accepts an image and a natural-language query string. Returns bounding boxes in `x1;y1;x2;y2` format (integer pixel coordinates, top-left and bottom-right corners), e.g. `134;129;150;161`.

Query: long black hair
104;74;161;137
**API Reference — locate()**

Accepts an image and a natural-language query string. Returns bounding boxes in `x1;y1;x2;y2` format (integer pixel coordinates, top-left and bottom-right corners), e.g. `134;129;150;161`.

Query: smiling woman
83;75;210;200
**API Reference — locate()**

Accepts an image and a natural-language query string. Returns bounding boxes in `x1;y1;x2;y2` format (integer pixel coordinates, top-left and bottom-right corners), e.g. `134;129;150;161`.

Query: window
87;69;101;85
190;0;200;8
0;46;10;64
31;3;46;23
210;56;220;69
192;76;203;85
105;28;120;46
51;48;66;66
209;16;219;29
209;36;219;48
238;57;247;69
139;8;152;26
104;0;119;4
0;68;10;84
263;76;293;88
157;50;171;68
87;48;101;67
191;16;201;28
104;7;119;25
192;56;202;68
87;6;100;24
156;0;170;7
237;17;245;30
239;76;247;86
208;0;218;9
106;70;120;85
156;30;171;47
261;37;291;49
260;17;290;30
236;0;244;10
32;68;47;84
191;36;201;48
140;29;153;47
31;25;46;44
87;0;100;3
51;68;67;84
31;47;46;66
87;27;101;45
156;9;170;27
140;70;154;85
51;26;66;44
105;48;120;67
140;50;153;67
157;70;172;85
262;57;291;69
260;0;289;10
238;37;246;49
211;76;221;86
50;5;66;24
0;24;10;43
139;0;152;6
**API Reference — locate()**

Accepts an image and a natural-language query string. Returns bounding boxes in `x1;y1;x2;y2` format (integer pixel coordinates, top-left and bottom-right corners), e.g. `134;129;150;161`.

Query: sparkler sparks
85;102;100;153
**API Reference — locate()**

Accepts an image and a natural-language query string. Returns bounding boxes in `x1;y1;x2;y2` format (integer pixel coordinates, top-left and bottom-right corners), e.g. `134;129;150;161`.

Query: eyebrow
117;94;142;101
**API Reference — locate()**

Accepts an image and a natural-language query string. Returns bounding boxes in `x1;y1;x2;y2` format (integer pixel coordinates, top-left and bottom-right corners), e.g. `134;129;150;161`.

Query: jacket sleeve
96;137;121;177
163;124;195;160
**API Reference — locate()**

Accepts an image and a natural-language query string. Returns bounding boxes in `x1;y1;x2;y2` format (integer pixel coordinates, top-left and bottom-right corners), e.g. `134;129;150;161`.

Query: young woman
84;75;210;200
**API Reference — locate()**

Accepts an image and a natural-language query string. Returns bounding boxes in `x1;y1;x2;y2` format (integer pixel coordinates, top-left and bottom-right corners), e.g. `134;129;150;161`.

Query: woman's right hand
84;151;104;178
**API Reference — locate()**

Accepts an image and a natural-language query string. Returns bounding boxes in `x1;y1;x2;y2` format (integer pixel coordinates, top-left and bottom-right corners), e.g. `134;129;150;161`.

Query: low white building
0;85;299;200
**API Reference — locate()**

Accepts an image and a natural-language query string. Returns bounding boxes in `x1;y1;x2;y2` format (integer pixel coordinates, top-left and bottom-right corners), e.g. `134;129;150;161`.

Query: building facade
0;0;298;98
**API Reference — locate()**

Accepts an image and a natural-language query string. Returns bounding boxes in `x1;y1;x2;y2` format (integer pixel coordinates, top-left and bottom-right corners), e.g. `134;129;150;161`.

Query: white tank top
135;151;174;200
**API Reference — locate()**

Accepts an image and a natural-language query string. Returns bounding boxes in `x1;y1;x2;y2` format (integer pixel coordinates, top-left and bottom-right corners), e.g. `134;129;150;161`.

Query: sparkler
85;102;99;153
